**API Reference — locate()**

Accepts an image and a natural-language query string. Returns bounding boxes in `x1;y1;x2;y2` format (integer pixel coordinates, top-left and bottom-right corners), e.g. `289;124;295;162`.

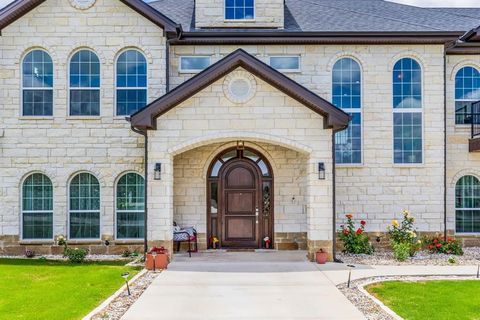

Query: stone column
147;151;174;254
306;156;334;261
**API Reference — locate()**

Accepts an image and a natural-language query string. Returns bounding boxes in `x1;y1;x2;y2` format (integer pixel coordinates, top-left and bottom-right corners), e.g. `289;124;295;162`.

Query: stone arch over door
206;147;273;249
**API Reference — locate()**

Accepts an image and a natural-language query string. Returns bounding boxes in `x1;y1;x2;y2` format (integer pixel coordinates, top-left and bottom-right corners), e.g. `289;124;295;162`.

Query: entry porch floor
121;251;364;320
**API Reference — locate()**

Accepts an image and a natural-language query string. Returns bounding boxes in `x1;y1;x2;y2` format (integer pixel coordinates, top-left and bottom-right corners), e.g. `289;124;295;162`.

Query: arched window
69;173;100;239
22;173;53;239
22;50;53;116
116;173;145;239
116;50;147;116
455;66;480;125
456;175;480;233
392;58;423;164
69;50;100;116
332;57;362;164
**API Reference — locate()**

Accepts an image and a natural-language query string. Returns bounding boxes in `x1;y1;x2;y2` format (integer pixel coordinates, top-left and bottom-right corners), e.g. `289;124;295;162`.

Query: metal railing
472;100;480;139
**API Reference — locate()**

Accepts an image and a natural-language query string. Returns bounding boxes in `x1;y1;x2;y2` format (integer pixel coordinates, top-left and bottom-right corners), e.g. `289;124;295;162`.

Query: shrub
338;214;374;254
122;250;131;258
387;210;422;260
424;236;463;255
64;247;88;263
448;256;456;264
392;242;410;261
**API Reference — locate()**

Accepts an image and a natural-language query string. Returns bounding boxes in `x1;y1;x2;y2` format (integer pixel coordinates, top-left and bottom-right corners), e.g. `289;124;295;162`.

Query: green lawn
0;258;141;320
366;280;480;320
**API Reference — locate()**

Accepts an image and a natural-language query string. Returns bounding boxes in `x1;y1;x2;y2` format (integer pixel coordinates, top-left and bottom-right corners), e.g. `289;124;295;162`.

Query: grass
366;280;480;320
0;258;141;320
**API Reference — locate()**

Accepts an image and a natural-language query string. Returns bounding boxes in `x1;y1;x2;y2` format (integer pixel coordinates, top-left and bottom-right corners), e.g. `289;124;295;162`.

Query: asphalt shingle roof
147;0;480;33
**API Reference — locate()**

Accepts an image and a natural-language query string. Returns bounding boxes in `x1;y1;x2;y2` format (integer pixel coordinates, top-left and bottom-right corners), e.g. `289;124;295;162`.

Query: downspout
332;129;341;263
443;46;448;242
130;125;149;254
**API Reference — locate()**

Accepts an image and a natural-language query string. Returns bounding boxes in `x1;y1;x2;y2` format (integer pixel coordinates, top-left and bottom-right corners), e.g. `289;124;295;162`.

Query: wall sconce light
318;162;325;180
154;163;162;180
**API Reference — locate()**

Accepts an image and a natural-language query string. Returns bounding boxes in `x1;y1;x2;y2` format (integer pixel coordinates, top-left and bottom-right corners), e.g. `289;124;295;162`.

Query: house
1;0;480;260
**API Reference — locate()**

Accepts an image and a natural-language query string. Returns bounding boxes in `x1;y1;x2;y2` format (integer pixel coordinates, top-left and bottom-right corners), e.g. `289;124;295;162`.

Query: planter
51;246;65;255
145;253;169;270
315;250;328;264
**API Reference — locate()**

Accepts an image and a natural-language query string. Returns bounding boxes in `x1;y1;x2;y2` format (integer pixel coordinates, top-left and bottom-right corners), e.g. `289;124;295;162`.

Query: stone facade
0;0;165;253
194;0;284;29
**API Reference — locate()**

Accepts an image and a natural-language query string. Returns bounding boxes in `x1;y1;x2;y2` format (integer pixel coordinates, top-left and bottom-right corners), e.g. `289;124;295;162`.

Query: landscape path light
347;264;356;288
121;272;131;296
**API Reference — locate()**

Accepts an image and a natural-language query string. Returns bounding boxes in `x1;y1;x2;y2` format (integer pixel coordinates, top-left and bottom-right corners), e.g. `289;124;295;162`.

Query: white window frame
21;49;54;118
179;56;212;74
454;66;480;127
20;172;54;241
392;58;424;166
67;49;101;118
114;49;148;117
67;172;101;241
115;172;145;241
268;56;301;73
224;0;256;21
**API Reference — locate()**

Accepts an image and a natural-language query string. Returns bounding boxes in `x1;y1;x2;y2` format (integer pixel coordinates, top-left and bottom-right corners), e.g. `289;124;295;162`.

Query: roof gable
130;49;350;131
0;0;180;35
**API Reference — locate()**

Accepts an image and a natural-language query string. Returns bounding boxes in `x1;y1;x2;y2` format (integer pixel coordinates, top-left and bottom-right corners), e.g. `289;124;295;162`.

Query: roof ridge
296;0;447;31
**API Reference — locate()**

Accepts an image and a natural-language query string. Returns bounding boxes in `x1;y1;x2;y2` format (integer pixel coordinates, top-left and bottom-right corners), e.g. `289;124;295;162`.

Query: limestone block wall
194;0;284;29
446;54;480;243
0;0;166;250
147;68;334;254
169;44;446;234
173;141;308;249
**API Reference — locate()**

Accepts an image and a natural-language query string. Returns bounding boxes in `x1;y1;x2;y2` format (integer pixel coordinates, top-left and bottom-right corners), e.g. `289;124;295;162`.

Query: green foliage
63;247;88;263
424;236;464;255
387;210;421;260
448;256;456;264
367;280;480;320
0;258;140;320
338;214;373;254
392;242;410;261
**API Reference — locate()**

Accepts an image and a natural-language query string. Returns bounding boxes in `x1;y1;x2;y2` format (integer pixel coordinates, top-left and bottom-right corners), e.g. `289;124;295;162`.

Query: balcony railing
472;100;480;139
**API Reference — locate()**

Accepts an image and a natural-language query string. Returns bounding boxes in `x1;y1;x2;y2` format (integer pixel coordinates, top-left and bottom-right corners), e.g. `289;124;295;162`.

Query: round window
223;72;257;104
69;0;96;10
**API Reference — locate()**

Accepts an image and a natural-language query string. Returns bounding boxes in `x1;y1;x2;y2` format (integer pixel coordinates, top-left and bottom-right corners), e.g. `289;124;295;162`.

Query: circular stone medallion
223;72;257;104
69;0;96;10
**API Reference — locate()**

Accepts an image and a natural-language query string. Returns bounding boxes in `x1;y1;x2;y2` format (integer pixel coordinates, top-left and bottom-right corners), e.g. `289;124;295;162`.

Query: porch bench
173;225;198;257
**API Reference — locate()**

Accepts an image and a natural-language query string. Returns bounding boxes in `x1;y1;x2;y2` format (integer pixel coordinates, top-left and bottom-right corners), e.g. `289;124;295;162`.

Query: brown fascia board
460;26;480;42
170;31;466;45
0;0;181;36
447;43;480;55
130;49;350;131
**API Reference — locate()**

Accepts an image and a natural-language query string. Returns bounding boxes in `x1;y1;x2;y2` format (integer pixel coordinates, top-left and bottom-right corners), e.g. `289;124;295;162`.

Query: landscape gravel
338;247;480;266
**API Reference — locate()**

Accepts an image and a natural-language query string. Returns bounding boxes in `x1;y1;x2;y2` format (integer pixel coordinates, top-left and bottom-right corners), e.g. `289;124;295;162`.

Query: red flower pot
315;250;328;264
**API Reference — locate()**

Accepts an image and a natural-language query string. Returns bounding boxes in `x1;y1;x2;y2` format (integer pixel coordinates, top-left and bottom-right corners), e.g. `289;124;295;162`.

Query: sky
0;0;479;9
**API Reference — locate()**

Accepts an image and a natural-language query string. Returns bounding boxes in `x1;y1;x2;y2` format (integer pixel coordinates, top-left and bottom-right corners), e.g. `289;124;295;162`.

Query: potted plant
263;237;271;249
315;249;328;264
145;246;169;270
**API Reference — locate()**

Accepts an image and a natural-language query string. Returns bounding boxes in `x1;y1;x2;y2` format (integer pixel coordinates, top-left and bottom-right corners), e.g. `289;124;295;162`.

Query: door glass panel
263;182;271;216
210;160;222;177
210;182;218;215
257;160;270;176
221;150;237;162
243;150;260;162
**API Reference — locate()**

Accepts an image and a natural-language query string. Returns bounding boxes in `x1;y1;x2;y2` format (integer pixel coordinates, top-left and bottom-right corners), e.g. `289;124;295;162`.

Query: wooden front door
207;147;273;249
220;160;260;248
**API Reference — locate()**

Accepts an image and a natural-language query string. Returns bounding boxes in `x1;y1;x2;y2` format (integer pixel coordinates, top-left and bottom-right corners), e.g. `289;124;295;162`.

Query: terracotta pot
145;253;169;270
315;251;328;264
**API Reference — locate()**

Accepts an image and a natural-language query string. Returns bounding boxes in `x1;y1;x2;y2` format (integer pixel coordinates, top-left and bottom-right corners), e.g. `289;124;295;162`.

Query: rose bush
424;236;463;255
338;214;373;254
387;210;422;260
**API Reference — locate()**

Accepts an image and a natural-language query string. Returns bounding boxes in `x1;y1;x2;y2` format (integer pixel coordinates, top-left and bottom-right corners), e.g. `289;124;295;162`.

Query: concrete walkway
122;251;365;320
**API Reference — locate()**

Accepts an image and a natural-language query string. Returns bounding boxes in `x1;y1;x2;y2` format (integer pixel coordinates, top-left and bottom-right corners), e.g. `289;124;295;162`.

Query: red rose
436;243;442;248
343;229;350;235
448;238;454;242
360;220;366;226
433;239;438;244
356;228;363;235
428;245;433;250
346;214;353;219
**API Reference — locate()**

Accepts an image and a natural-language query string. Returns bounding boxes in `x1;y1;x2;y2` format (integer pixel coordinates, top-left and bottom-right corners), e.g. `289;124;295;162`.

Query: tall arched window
22;50;53;116
116;50;147;116
455;66;480;125
69;173;100;239
69;49;100;116
332;57;362;164
116;173;145;239
456;175;480;233
22;173;53;239
392;58;423;164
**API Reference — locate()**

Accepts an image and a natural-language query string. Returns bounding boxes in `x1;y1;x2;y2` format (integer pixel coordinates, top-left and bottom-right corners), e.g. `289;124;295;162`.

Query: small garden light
154;163;162;180
347;264;356;288
121;272;131;296
318;162;325;180
477;264;479;279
